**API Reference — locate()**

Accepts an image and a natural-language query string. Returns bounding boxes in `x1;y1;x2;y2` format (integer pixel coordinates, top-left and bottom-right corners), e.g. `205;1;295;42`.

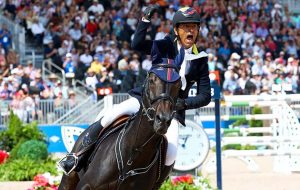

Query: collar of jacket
173;38;199;56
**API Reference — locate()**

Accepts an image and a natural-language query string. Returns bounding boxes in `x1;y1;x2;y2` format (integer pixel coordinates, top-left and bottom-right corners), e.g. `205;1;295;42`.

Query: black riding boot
58;119;104;175
153;163;174;190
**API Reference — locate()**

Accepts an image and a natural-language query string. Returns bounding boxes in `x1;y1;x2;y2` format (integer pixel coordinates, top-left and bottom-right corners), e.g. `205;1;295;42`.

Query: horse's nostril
156;115;162;122
156;114;172;126
166;120;171;126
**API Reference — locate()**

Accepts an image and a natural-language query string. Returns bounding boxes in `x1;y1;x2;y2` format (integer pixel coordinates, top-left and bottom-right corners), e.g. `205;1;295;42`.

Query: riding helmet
172;7;201;27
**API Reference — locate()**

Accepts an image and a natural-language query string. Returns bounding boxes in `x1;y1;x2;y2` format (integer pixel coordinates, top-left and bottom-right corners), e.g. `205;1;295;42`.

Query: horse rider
58;5;211;181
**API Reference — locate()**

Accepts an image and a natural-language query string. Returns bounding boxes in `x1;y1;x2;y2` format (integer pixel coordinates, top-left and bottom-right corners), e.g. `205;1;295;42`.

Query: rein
115;123;163;182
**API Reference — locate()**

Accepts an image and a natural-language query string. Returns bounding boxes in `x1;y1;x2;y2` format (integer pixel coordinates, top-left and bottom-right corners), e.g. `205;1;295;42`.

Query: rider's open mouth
186;35;194;41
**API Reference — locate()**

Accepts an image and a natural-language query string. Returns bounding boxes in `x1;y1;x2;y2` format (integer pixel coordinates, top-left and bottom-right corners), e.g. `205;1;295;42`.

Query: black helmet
172;7;201;27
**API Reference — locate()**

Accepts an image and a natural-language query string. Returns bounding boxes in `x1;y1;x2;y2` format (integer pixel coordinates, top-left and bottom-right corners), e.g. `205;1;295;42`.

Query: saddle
86;115;168;183
97;115;130;139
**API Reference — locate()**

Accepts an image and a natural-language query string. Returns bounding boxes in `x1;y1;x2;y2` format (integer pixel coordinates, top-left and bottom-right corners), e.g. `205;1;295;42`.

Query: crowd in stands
1;0;300;122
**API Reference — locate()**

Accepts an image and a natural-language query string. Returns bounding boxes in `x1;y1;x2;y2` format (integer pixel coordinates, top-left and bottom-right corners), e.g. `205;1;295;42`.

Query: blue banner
38;121;230;153
38;124;89;153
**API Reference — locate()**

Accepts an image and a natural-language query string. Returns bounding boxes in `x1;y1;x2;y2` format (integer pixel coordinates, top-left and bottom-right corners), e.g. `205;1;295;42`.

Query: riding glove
175;98;187;111
143;5;159;20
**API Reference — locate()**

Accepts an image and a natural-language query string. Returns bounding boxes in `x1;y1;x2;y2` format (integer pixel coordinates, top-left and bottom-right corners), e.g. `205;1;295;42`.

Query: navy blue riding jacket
129;21;211;125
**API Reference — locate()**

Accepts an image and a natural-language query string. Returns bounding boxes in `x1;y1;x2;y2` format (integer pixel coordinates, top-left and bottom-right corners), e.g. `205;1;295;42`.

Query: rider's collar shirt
177;42;192;90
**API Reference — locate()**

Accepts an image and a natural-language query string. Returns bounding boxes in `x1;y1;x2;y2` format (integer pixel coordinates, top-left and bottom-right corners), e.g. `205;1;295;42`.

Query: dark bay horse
59;64;181;190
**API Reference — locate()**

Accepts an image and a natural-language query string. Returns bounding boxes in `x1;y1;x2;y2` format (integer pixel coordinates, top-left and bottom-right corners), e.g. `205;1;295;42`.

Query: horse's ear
174;47;185;69
151;41;163;65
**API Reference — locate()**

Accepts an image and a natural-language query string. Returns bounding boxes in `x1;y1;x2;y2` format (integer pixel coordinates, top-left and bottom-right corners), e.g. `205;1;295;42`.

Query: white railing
71;99;104;124
205;101;300;173
0;99;83;126
53;97;94;124
42;60;66;86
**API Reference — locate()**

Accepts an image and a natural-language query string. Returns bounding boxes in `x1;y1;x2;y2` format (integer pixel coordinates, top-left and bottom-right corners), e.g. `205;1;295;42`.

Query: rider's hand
175;98;187;111
143;5;159;20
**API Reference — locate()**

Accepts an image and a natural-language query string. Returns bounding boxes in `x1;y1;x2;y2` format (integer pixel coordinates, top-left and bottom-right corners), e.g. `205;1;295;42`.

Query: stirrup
57;153;79;176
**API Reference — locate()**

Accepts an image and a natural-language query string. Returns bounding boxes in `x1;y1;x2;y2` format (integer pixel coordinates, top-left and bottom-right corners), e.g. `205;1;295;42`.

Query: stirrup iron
57;153;79;176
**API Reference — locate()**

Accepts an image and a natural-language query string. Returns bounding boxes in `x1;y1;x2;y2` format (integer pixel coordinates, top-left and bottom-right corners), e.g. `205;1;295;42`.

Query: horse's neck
125;110;160;149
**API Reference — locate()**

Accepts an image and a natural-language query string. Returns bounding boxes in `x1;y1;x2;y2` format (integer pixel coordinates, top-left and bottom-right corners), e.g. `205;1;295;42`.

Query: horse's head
141;42;184;135
142;64;181;135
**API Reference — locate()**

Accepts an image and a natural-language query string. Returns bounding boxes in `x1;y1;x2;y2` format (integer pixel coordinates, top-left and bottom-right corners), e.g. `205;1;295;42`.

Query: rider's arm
185;57;211;109
131;21;174;57
131;20;153;54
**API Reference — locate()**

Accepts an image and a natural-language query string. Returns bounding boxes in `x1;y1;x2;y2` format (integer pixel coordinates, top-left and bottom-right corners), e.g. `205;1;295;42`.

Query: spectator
264;35;277;53
86;15;98;36
223;71;239;95
63;53;76;79
217;41;231;63
53;80;68;99
165;5;175;21
29;72;46;94
90;55;103;75
127;12;138;31
6;48;19;68
117;54;129;73
231;25;243;44
129;53;140;73
54;91;64;117
68;90;76;108
79;48;93;69
255;22;269;40
155;21;169;40
242;26;255;49
68;22;82;41
31;17;45;45
0;82;12;100
88;0;104;15
3;0;16;19
102;54;113;71
24;60;37;80
85;68;98;90
0;24;12;53
47;73;58;88
0;54;9;77
58;40;69;58
228;52;241;67
44;40;61;71
200;22;209;38
141;55;152;71
98;18;111;37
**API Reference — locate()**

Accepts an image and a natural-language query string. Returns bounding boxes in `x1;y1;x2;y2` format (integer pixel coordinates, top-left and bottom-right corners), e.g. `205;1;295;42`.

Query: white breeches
100;97;178;166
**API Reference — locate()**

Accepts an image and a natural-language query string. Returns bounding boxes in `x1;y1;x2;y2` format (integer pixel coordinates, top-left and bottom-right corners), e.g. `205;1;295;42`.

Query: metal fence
2;93;300;126
0;99;83;126
0;13;26;63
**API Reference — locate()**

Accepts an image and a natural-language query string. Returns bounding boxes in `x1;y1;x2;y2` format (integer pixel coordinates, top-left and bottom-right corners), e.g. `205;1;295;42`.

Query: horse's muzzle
154;114;172;134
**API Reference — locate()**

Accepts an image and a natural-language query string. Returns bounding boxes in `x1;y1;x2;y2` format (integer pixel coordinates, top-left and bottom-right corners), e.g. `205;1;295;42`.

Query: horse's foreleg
152;163;174;190
58;171;80;190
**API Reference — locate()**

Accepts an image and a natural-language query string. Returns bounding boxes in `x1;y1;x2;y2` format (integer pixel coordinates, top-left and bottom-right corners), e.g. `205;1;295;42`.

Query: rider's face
174;23;199;49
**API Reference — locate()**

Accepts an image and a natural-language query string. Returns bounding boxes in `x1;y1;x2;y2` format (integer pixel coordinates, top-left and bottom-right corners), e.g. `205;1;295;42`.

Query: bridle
115;64;180;187
141;64;180;121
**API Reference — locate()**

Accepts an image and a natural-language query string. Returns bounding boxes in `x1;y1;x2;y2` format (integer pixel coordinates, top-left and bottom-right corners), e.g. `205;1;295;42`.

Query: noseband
142;64;179;121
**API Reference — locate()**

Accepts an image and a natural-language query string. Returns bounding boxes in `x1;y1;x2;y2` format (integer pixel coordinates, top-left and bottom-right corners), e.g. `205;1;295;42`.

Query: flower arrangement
160;174;214;190
28;173;61;190
0;150;9;164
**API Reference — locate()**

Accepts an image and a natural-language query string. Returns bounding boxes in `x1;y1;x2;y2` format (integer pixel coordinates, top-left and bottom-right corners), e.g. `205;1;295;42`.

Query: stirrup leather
57;153;79;176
